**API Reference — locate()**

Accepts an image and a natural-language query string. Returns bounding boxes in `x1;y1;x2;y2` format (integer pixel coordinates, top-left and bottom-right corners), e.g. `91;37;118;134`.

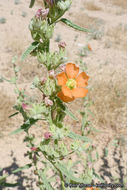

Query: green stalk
46;40;50;52
42;152;65;190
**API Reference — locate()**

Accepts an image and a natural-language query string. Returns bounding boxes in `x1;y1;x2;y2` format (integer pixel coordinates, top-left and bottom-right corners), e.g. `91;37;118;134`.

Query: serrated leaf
10;118;38;135
56;162;83;183
29;0;35;8
60;18;92;33
9;112;19;118
68;132;91;142
64;107;78;121
29;103;48;119
38;170;54;190
12;164;32;174
21;41;39;61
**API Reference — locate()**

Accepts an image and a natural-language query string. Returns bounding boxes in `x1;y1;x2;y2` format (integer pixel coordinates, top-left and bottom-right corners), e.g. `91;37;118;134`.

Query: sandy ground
0;0;127;189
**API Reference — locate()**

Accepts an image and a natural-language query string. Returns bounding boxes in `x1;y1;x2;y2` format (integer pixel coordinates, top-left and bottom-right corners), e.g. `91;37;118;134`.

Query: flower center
66;79;77;90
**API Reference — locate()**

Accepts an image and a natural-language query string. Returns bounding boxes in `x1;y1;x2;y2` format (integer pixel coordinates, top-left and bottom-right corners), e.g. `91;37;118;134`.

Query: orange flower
88;44;92;51
57;63;89;102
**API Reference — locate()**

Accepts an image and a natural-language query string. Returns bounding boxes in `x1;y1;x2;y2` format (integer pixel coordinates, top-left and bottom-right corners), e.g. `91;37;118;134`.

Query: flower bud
41;77;46;85
58;41;66;49
35;8;49;19
22;103;28;110
57;0;72;11
37;52;47;63
35;8;42;18
3;170;8;176
44;132;52;139
42;8;49;18
59;64;66;72
44;97;53;106
31;147;37;151
49;70;55;79
45;24;54;40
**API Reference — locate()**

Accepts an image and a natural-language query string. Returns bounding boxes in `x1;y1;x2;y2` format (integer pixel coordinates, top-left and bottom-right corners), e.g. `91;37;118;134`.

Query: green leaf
88;154;93;162
64;107;78;121
10;118;38;135
0;76;11;83
56;162;83;183
21;41;39;61
12;164;32;174
10;77;16;84
43;78;56;96
29;103;48;119
72;161;81;168
96;151;99;160
0;174;8;183
88;125;101;133
92;168;104;182
10;127;24;135
68;132;91;142
38;170;54;190
9;112;19;118
60;18;92;33
29;0;35;8
80;112;87;133
104;148;108;157
3;183;18;187
0;76;4;82
14;66;20;73
12;56;18;65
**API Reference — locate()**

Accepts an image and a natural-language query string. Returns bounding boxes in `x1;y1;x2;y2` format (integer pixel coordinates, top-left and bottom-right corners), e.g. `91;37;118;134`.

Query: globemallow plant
0;0;102;189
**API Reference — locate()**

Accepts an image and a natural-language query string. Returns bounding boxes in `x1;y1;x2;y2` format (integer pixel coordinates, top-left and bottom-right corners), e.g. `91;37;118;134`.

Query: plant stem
45;40;50;53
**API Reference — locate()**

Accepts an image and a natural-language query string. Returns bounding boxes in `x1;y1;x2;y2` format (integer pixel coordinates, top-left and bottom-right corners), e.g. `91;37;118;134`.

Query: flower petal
57;91;75;102
56;72;67;86
76;72;89;87
71;87;88;98
66;63;79;79
62;85;72;98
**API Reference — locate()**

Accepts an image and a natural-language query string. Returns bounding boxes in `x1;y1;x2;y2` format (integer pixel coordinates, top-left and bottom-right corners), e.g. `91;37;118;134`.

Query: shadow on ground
0;145;126;190
0;151;35;190
99;145;125;189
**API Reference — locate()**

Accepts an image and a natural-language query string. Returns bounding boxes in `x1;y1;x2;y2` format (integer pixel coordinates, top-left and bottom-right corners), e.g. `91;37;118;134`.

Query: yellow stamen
66;79;77;90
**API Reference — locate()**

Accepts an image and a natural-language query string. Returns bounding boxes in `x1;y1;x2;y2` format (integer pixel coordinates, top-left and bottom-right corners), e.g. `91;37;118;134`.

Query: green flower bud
37;52;47;64
45;24;54;39
57;0;72;11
